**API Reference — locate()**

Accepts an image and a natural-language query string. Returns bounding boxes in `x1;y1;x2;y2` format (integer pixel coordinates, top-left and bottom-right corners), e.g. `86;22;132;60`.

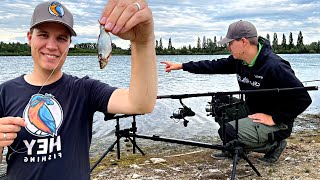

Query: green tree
159;38;163;50
272;33;278;51
168;38;173;50
297;31;304;48
179;46;188;54
197;37;201;49
307;42;319;53
207;38;214;52
266;33;270;42
281;34;287;50
289;32;294;49
202;36;207;49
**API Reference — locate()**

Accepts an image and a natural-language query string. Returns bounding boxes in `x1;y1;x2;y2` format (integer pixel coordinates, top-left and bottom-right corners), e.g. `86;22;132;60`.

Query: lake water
1;54;320;148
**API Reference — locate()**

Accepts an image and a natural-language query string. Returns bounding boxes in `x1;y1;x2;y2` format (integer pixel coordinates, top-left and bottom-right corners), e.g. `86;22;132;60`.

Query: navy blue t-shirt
0;73;116;180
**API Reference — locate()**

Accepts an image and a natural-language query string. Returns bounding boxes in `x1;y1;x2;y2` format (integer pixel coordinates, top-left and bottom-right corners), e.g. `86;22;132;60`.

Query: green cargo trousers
215;96;288;153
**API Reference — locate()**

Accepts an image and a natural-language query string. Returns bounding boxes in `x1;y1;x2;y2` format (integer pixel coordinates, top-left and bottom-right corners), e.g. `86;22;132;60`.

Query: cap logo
48;2;64;17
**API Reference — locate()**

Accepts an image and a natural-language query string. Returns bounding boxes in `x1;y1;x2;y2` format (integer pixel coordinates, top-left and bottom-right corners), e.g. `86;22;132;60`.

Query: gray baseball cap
30;1;77;36
218;20;257;44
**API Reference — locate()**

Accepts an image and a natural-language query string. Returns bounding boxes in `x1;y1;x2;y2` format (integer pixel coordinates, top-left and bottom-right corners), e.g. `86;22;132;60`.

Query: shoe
258;139;287;164
211;151;232;159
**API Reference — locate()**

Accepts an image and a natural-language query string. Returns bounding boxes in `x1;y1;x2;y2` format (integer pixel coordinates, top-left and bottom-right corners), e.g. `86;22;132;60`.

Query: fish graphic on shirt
27;94;57;135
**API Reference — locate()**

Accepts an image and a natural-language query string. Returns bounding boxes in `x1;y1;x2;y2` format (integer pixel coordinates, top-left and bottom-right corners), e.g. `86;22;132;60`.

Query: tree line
156;31;320;55
0;31;319;56
0;42;129;56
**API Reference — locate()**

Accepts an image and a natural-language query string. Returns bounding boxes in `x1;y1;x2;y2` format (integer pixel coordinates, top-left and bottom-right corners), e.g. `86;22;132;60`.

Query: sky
0;0;320;49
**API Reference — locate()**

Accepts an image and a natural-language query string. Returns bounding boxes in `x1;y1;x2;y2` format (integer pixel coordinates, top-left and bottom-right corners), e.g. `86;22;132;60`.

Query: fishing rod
92;85;319;179
157;86;318;99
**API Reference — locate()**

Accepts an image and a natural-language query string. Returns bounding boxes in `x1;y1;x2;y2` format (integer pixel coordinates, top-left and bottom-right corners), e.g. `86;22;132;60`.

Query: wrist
181;63;185;70
131;35;155;47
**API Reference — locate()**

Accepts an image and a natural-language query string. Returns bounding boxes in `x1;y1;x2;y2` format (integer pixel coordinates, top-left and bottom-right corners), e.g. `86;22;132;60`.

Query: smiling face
27;23;71;74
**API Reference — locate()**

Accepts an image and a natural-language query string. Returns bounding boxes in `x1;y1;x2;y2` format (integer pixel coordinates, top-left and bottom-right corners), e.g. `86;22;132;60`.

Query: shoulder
62;73;117;91
0;75;25;89
259;38;291;68
262;54;296;79
267;54;292;68
62;73;96;85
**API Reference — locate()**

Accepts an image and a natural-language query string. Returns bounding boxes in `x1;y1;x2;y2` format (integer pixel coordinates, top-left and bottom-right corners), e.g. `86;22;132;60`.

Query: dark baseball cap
218;20;257;44
30;1;77;36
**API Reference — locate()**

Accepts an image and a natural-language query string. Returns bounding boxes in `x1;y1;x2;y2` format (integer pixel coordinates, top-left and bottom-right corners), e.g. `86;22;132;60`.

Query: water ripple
1;54;319;146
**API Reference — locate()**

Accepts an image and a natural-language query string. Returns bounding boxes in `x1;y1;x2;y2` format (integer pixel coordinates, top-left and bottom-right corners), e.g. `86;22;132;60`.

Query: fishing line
37;45;70;94
7;46;70;158
302;80;320;83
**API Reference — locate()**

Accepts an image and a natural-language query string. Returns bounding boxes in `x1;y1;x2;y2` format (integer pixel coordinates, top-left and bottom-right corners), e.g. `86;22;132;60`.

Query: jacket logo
237;75;261;88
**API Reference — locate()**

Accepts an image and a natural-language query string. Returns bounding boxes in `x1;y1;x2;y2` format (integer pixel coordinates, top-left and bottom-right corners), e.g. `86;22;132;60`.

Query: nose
46;38;58;50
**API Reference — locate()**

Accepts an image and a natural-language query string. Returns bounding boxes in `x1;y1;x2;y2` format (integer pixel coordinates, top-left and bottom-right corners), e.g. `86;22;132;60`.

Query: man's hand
100;0;154;44
0;117;27;148
248;113;276;126
160;61;183;72
104;0;158;115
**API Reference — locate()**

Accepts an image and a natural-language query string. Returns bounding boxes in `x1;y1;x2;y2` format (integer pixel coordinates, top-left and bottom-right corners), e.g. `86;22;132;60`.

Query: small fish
97;24;112;69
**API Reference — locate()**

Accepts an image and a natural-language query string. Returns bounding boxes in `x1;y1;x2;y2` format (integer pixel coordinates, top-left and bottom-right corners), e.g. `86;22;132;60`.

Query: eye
38;33;48;38
58;36;69;42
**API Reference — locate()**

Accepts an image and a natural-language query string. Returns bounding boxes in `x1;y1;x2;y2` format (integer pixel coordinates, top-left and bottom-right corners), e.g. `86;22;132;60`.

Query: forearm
129;38;157;113
182;57;235;74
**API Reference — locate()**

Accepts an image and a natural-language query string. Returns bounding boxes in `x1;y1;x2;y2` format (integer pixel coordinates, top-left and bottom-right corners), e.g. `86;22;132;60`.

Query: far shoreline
1;52;320;57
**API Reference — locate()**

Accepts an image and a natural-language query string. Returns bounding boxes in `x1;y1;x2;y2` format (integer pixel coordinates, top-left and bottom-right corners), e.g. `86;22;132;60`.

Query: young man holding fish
0;1;157;179
161;20;312;164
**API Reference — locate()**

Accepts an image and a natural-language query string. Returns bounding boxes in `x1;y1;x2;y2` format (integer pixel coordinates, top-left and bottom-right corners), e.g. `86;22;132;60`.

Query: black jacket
182;37;312;141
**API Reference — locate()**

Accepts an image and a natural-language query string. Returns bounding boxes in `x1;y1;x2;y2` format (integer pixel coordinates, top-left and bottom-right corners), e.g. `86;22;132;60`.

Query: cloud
0;0;319;48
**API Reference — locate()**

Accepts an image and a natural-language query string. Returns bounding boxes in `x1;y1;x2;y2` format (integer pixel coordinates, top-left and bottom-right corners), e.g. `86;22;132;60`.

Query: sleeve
182;56;238;74
270;60;312;125
86;78;117;120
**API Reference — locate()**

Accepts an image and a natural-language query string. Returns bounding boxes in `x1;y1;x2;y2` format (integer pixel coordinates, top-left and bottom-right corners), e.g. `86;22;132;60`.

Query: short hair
247;37;258;46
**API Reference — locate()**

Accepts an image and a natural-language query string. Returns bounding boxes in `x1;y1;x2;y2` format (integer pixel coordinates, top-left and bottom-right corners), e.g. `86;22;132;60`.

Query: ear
27;31;32;46
241;38;248;46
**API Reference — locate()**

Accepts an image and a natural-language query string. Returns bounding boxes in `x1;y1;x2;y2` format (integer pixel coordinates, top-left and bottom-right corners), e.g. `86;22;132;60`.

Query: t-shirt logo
24;93;63;137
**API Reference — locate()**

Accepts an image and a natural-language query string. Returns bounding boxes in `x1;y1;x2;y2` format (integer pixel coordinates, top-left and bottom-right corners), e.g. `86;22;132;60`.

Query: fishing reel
205;95;232;117
170;99;195;127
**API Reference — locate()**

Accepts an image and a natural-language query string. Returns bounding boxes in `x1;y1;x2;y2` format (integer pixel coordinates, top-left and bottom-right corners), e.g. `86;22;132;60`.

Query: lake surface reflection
1;54;319;149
